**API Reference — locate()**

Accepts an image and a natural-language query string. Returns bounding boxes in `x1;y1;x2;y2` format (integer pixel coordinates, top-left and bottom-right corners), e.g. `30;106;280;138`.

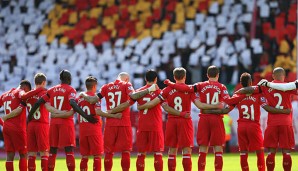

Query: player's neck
35;85;43;89
175;80;185;84
209;78;218;81
146;82;154;86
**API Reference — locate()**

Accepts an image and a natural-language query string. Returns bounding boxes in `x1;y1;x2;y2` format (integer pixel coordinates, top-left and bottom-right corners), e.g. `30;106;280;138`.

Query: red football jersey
77;92;101;136
0;88;26;130
159;83;197;118
23;87;49;124
253;80;298;126
235;94;268;123
43;84;76;125
100;79;135;126
136;85;162;131
196;80;230;115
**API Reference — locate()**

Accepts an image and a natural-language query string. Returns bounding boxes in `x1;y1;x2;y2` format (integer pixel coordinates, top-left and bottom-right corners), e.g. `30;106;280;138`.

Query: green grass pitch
0;152;297;170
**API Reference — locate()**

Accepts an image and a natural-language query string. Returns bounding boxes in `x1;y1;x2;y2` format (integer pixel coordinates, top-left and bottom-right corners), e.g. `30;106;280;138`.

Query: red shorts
237;122;263;151
197;115;225;146
49;123;76;148
165;118;193;148
27;122;49;152
3;126;27;153
104;126;132;152
80;133;103;156
137;131;164;152
264;125;295;149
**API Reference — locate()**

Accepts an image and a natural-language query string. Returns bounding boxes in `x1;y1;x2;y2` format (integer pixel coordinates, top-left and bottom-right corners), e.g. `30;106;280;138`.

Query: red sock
282;153;292;171
93;156;101;171
240;153;249;171
182;154;192;171
48;153;57;171
121;152;130;171
41;156;49;171
256;151;265;171
6;161;14;171
168;154;176;171
136;154;145;171
80;158;88;171
66;152;75;171
28;156;36;171
154;153;163;171
215;152;223;171
104;153;113;171
198;152;207;171
19;157;27;171
266;153;275;171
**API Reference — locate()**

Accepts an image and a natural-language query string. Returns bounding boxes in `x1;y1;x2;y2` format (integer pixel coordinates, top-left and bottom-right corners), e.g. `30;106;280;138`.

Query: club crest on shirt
70;93;76;98
260;97;266;102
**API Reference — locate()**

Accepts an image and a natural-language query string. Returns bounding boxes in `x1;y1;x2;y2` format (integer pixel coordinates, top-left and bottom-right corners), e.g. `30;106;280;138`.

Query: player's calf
136;153;146;171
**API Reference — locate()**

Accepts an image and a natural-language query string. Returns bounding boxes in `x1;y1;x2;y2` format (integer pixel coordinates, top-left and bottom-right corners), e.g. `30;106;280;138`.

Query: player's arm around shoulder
137;97;161;110
79;92;100;104
2;104;24;121
129;84;158;100
96;108;122;119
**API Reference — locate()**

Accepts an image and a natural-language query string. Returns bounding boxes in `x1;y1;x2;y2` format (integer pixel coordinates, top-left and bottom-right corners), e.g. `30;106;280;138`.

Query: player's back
101;80;134;126
0;88;26;130
197;80;229;115
77;92;101;136
236;93;265;123
260;83;293;126
136;85;162;131
25;88;49;124
47;83;76;125
160;85;194;118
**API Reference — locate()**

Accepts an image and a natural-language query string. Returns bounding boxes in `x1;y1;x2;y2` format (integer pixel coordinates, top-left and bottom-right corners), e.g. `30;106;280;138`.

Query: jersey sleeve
126;82;135;95
224;94;246;106
95;99;101;110
0;118;3;126
21;88;43;100
258;96;268;108
0;95;3;107
191;92;199;102
68;88;76;100
158;87;170;101
221;85;230;100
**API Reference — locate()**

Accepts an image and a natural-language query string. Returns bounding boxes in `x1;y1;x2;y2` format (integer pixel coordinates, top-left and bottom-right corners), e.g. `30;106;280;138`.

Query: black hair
60;70;71;84
20;80;32;90
85;76;98;90
145;69;157;82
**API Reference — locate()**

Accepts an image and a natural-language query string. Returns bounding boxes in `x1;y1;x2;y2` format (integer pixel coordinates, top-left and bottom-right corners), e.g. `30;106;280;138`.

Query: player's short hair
207;65;219;78
173;67;186;80
34;73;47;85
85;76;98;90
20;80;32;90
60;69;71;84
145;69;157;82
118;72;130;82
240;72;252;87
273;67;285;76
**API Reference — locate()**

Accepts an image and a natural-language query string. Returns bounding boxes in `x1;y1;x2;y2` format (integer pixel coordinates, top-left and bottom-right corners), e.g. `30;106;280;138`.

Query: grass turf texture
0;153;297;170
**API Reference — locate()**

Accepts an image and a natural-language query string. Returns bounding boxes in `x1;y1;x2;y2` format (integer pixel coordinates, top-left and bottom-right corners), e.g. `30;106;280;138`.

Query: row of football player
0;65;296;171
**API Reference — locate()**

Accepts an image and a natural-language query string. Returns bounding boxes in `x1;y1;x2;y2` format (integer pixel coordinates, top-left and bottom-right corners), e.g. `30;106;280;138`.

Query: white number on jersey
108;91;122;108
240;104;255;121
142;97;151;114
27;103;41;120
274;93;284;109
80;106;91;123
174;96;182;112
54;96;64;110
3;101;12;115
206;92;219;104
